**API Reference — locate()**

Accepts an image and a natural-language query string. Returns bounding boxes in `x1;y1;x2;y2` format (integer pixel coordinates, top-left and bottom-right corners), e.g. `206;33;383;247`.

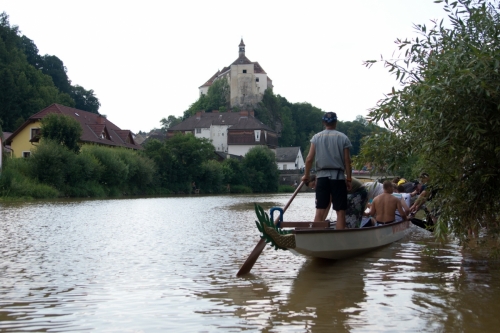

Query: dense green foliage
0;12;100;132
184;79;231;118
358;0;500;245
242;146;279;193
0;157;59;198
141;134;279;194
160;115;183;132
40;113;82;152
2;131;281;199
0;141;157;198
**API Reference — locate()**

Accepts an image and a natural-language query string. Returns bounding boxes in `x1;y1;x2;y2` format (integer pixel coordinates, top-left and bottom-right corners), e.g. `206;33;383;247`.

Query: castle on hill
199;39;273;108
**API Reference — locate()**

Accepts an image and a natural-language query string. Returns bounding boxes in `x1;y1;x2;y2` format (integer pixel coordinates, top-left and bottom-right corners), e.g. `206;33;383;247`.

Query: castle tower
239;38;245;57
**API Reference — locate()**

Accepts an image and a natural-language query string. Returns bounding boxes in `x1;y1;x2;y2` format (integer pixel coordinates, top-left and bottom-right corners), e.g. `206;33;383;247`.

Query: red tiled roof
6;104;143;150
252;61;267;74
199;70;220;88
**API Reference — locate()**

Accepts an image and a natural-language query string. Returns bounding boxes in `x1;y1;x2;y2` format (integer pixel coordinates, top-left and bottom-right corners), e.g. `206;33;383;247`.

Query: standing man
301;112;352;229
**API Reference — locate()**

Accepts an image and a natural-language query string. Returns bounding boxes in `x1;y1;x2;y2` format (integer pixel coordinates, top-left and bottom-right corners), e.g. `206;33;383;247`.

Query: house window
30;128;41;140
22;151;31;158
243;70;247;73
254;130;261;142
283;164;287;170
256;78;259;82
196;128;201;134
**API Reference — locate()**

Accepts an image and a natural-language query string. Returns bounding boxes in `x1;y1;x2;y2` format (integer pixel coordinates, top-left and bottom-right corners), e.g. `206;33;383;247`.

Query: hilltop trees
184;78;231;118
0;12;100;132
358;0;500;243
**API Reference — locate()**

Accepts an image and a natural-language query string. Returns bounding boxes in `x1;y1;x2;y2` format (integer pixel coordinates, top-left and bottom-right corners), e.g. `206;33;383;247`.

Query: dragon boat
254;204;412;260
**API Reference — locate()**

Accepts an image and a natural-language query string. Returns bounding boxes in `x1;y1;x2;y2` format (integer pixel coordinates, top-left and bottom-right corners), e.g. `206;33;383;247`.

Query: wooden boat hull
287;220;411;260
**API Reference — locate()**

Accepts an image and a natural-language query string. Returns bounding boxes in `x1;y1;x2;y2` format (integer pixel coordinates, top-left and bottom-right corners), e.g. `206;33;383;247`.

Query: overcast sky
2;0;448;133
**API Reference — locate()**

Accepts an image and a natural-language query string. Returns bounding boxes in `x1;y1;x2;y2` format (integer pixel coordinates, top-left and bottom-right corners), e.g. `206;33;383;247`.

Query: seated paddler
363;180;407;225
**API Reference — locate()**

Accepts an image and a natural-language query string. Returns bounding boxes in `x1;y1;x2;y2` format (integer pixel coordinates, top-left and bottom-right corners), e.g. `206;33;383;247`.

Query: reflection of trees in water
197;258;367;332
357;236;500;332
414;248;500;332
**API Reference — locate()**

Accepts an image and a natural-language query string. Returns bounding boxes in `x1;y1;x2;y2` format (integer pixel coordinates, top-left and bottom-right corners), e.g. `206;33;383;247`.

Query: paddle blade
236;181;305;276
236;239;266;276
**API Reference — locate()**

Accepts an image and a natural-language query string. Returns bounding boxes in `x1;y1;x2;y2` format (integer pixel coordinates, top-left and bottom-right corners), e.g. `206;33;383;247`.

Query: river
1;194;499;332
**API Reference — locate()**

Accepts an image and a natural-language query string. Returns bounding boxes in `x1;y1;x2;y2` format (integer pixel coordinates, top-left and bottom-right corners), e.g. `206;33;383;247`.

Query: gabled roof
2;132;12;141
275;147;302;163
232;55;253;65
6;104;142;150
168;111;275;133
252;61;267;74
199;70;221;88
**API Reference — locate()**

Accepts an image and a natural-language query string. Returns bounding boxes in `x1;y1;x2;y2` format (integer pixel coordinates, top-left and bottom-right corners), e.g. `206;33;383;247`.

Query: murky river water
1;193;500;332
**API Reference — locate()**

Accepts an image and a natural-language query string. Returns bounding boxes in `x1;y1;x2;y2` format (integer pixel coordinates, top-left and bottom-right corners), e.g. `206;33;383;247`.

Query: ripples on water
1;195;500;332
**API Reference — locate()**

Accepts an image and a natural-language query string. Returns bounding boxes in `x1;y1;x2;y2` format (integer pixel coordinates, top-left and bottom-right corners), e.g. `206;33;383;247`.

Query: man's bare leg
314;209;328;222
336;210;346;229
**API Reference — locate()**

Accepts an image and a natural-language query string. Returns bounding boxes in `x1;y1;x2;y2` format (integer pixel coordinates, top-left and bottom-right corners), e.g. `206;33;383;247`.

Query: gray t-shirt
311;129;352;180
364;182;384;201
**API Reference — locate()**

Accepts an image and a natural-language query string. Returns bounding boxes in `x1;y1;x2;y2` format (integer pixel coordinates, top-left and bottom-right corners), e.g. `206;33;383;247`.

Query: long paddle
236;181;305;276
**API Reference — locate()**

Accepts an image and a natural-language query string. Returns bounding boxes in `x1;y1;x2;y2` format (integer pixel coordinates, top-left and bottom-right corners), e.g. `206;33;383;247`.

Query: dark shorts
315;177;348;211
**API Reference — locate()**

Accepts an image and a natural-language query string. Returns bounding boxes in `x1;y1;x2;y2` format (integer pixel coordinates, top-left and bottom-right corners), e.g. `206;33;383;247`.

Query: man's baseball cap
322;112;337;123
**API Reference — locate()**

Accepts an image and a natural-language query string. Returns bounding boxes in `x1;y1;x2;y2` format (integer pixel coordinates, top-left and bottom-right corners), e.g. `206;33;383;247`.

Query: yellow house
6;104;142;158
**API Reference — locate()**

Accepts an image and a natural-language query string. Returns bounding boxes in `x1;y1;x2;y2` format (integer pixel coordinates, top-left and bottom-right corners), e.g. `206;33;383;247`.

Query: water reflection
275;258;366;332
1;196;500;332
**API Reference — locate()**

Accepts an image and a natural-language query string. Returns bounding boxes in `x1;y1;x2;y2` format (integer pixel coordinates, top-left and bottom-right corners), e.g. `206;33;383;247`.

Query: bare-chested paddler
364;180;407;224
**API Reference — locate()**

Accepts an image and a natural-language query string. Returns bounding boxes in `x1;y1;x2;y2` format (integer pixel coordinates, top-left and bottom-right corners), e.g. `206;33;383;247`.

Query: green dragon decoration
254;203;296;250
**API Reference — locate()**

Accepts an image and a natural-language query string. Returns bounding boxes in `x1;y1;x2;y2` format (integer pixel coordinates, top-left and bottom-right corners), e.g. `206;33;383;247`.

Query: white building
199;39;273;108
275;147;305;170
167;110;278;157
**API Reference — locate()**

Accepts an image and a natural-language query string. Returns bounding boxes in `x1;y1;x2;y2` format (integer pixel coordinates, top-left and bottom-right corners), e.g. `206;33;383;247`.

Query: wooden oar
236;181;305;276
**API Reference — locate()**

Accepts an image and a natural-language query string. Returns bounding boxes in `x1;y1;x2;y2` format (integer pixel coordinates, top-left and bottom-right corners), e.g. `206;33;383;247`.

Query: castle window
243;70;247;73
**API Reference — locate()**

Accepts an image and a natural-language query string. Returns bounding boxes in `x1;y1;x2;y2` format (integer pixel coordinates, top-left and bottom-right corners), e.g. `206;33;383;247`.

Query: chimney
240;110;249;117
249;110;254;117
97;115;105;124
196;111;202;119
